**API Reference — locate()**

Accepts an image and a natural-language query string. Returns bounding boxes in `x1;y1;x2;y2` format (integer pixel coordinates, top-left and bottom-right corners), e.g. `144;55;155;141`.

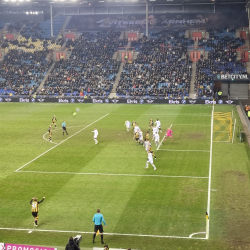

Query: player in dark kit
52;115;57;128
30;197;45;226
149;145;157;159
132;121;136;128
134;131;139;144
145;131;150;140
48;125;52;142
149;119;154;130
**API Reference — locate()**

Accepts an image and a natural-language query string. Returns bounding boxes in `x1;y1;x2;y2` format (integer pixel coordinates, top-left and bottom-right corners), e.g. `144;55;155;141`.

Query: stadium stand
0;21;248;99
0;50;53;96
195;29;246;98
116;30;193;98
39;31;126;97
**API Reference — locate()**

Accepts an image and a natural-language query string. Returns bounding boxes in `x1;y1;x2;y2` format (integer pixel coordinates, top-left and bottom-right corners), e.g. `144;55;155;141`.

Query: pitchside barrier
0;97;239;105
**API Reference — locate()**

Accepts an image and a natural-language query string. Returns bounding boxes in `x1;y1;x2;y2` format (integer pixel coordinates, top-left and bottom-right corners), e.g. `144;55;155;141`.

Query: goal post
213;112;233;142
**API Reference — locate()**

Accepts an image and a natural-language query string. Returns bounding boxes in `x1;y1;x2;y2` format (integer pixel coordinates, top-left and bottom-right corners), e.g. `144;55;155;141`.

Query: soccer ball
73;112;77;116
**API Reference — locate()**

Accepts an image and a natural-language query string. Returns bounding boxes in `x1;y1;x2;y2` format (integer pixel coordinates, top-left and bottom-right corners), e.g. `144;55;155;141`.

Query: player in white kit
133;124;140;139
145;151;156;170
92;128;98;144
152;125;159;140
139;129;143;145
154;132;160;147
154;119;162;133
125;120;131;132
144;139;150;151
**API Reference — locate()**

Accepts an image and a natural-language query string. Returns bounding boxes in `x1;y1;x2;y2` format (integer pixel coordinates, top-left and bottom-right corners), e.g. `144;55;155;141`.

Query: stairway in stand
189;62;197;99
109;62;124;98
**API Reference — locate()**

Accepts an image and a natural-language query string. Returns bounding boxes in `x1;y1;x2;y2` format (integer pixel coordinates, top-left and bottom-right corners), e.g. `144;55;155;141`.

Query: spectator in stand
0;50;52;96
41;31;126;98
195;29;246;99
116;30;193;98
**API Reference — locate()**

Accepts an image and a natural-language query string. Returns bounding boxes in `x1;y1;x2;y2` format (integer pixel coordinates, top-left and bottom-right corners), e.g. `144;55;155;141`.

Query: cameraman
65;236;80;250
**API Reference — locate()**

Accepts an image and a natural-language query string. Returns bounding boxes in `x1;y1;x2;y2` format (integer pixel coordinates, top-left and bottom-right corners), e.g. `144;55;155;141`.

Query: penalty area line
15;113;109;172
0;227;206;240
158;149;210;152
16;170;209;179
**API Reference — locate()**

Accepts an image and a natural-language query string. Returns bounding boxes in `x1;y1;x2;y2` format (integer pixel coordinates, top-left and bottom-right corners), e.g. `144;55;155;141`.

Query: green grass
1;103;250;250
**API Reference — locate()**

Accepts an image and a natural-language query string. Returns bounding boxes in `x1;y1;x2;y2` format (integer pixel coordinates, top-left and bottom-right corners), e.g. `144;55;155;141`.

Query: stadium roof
0;0;246;5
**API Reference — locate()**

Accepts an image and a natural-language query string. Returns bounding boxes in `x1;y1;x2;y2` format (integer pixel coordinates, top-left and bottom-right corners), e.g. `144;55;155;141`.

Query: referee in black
93;208;106;244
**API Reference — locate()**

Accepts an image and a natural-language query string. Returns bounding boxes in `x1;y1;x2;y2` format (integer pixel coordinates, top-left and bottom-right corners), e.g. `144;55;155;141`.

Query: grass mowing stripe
0;227;207;240
16;170;209;179
15;113;109;172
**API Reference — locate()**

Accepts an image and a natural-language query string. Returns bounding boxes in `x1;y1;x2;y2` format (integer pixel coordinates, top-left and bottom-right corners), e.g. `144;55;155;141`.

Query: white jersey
125;120;131;128
144;140;150;151
155;134;160;142
155;120;161;128
139;131;143;140
147;152;153;164
134;126;140;133
92;129;98;138
153;127;159;134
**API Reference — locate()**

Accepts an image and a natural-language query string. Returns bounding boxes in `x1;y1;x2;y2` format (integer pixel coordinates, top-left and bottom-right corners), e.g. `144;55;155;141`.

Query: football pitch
1;103;250;250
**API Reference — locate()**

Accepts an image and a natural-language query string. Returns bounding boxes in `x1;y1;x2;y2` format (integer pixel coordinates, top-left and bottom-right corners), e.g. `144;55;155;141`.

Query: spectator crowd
195;28;246;98
40;31;126;97
0;23;248;99
116;30;193;98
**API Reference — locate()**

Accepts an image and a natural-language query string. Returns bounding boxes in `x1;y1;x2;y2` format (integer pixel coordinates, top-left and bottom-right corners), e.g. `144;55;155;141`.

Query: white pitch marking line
189;232;206;238
42;125;87;144
42;132;58;145
0;228;206;240
15;114;109;172
157;124;171;150
16;170;209;179
171;124;211;126
158;149;210;152
206;105;214;239
113;114;211;116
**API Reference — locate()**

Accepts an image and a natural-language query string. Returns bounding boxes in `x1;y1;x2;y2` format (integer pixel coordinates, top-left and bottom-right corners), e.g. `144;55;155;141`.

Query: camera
73;235;82;246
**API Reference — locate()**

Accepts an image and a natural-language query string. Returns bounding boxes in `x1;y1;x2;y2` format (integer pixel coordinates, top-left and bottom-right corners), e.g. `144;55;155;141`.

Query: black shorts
32;212;38;218
94;225;103;233
135;138;139;141
63;127;66;131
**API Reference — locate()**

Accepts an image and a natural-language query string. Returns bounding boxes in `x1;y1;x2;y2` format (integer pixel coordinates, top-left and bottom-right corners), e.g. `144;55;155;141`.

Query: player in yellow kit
48;125;52;142
30;197;45;226
52;115;57;128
